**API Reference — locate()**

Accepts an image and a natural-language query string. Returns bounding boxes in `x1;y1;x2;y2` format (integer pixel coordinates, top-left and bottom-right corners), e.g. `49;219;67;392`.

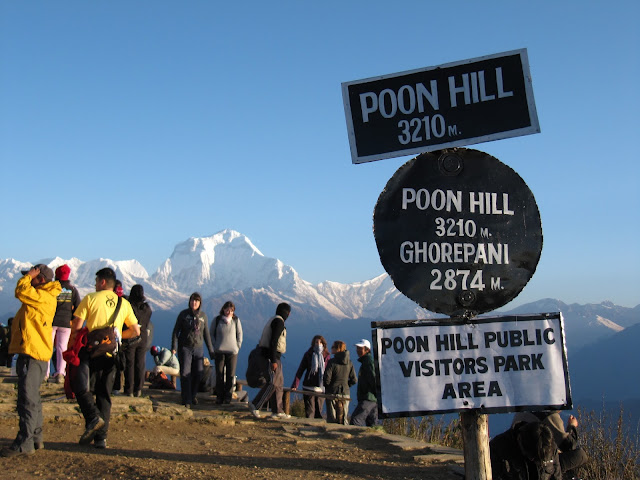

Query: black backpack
245;345;269;388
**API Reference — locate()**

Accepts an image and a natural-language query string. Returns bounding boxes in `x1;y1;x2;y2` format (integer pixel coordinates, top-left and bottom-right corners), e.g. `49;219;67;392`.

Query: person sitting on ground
324;340;357;425
292;334;330;419
512;411;588;478
150;345;179;382
490;421;562;479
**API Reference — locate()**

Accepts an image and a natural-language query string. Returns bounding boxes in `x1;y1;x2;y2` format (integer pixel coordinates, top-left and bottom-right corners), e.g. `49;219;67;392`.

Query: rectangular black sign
342;49;540;164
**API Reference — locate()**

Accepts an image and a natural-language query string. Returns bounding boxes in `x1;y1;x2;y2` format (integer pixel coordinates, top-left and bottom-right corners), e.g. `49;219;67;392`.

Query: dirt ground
0;368;464;480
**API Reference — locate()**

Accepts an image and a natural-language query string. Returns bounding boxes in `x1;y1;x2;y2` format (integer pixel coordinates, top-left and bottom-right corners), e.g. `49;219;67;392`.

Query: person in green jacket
349;338;378;427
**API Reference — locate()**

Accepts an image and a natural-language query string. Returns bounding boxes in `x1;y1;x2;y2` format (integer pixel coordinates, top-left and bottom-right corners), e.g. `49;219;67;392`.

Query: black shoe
184;404;191;409
216;398;224;405
34;441;44;450
0;446;35;457
134;391;141;397
94;438;107;449
79;416;105;445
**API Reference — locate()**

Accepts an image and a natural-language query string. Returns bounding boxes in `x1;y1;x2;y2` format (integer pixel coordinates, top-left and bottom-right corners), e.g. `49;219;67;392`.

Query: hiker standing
1;265;61;457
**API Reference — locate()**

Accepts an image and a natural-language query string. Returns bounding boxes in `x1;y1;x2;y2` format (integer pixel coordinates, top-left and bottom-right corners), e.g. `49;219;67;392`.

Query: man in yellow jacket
1;264;61;458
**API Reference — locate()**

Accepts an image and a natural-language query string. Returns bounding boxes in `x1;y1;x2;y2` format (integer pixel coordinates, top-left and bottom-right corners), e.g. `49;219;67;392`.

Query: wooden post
283;390;290;415
460;410;492;480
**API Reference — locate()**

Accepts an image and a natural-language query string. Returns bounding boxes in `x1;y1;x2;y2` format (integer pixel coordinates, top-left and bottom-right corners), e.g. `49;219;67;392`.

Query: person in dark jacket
324;340;357;424
490;421;562;480
171;292;214;408
350;338;378;427
123;285;152;397
47;264;81;383
511;411;588;477
292;335;330;418
249;302;291;419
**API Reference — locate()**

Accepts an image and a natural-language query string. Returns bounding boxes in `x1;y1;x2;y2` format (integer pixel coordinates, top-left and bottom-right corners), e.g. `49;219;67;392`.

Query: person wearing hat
68;267;140;449
47;264;81;383
349;338;378;427
1;264;62;457
171;292;214;408
150;345;180;379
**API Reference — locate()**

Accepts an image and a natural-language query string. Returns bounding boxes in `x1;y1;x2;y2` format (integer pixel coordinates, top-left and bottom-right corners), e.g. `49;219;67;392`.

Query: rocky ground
0;367;464;480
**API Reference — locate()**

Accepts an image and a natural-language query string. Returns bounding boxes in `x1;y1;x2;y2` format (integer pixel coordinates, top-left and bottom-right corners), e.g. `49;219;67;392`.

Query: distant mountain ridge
1;229;638;353
1;229;639;425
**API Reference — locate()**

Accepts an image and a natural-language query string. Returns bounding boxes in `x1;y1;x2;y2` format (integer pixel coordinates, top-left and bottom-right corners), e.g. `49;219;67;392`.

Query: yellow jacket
9;275;62;361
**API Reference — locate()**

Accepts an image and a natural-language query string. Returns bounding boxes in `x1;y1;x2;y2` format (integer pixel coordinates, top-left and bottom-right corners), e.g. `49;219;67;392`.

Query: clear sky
1;1;638;308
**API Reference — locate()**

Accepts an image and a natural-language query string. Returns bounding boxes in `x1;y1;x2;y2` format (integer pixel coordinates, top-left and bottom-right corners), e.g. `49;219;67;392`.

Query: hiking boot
79;416;105;445
55;374;65;384
94;438;107;449
0;446;35;457
248;402;261;419
34;441;44;450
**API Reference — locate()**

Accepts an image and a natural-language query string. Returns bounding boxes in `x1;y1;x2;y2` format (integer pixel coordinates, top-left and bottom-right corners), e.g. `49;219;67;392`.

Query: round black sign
373;148;543;317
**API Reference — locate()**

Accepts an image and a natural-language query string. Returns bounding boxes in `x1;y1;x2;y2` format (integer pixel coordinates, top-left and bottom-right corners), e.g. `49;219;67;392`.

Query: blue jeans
178;345;204;406
350;400;378;427
13;355;47;452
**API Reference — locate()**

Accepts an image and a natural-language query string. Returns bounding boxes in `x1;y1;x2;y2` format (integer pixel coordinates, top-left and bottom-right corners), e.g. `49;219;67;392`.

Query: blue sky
1;1;638;308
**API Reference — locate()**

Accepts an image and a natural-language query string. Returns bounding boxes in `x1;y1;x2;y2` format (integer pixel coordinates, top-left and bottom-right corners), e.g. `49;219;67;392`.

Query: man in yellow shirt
1;264;61;458
69;267;140;449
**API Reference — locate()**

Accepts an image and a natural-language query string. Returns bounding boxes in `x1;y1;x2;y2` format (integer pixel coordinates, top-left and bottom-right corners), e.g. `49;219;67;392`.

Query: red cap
55;264;71;281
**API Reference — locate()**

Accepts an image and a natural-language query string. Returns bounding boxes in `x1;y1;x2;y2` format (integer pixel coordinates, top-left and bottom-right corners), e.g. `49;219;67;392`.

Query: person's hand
271;362;277;372
27;266;40;279
291;378;300;389
568;414;578;428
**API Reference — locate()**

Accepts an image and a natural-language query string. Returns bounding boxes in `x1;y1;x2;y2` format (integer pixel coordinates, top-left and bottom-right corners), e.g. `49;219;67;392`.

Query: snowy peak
150;229;297;298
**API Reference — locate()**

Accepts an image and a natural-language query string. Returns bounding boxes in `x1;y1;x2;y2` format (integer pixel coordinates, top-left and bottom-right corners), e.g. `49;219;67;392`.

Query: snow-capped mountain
0;229;434;321
0;229;637;352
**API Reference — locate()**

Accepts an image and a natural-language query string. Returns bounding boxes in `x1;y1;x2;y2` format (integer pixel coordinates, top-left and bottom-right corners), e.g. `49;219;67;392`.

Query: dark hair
219;301;235;316
129;284;145;303
517;422;556;464
311;335;327;350
189;292;202;311
95;268;117;288
275;302;291;320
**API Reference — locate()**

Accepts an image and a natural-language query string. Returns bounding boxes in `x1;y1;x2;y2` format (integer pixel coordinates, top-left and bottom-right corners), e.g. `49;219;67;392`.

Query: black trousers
214;352;237;401
71;350;116;441
124;341;146;394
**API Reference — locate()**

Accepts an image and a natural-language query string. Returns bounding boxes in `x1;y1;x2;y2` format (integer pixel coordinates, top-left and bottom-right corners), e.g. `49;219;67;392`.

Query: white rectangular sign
372;313;571;417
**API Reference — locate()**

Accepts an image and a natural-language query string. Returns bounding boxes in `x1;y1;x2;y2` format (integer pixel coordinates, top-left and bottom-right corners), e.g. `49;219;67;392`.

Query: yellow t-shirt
74;290;138;334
